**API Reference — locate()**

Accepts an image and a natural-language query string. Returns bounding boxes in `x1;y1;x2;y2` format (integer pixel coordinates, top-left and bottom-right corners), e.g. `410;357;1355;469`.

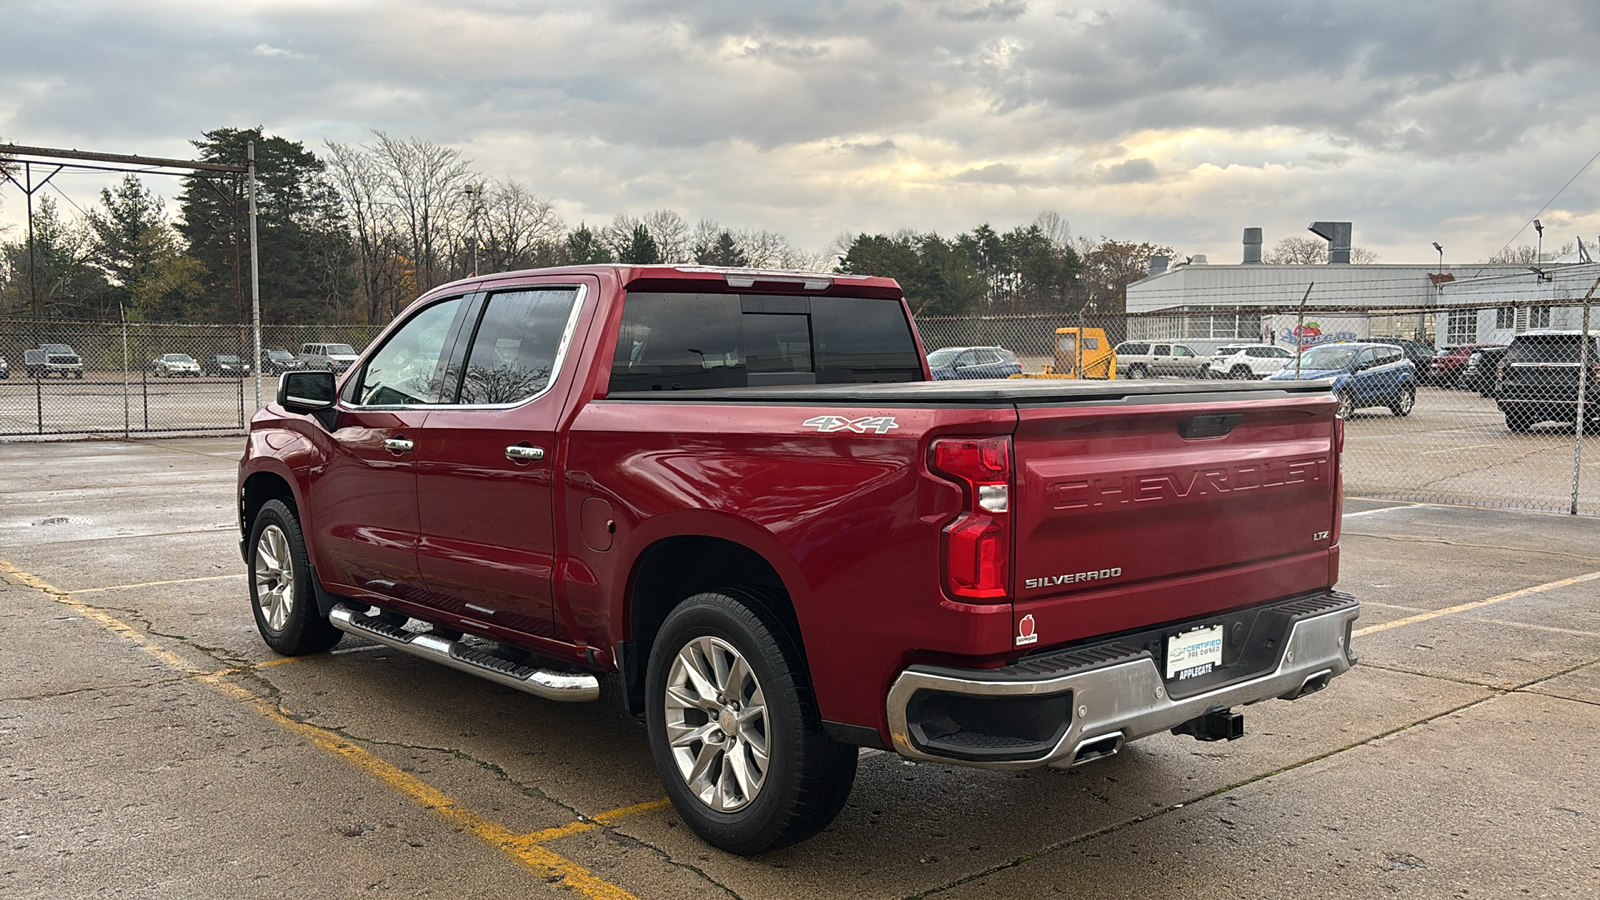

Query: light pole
462;183;484;276
1534;219;1544;264
1432;242;1443;274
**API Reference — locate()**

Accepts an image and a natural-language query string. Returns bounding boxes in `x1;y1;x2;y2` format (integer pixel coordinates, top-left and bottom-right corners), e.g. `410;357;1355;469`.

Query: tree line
2;126;1179;324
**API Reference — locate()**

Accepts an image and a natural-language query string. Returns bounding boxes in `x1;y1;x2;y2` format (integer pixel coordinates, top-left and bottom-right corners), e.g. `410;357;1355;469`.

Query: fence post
35;375;42;434
141;352;149;432
1572;289;1595;515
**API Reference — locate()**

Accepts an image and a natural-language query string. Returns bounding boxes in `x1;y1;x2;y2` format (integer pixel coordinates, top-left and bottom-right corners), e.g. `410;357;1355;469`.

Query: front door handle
505;445;545;462
384;438;415;454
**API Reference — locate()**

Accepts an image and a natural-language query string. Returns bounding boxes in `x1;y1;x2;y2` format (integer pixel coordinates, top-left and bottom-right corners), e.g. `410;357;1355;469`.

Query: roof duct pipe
1242;227;1263;264
1148;255;1169;276
1309;221;1352;264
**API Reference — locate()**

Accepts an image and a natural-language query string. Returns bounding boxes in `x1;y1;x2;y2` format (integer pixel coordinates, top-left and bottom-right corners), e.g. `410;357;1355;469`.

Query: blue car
927;346;1024;380
1267;342;1417;417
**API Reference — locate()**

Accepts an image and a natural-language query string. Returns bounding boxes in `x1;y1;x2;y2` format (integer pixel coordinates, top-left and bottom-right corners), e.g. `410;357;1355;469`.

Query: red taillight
931;437;1011;600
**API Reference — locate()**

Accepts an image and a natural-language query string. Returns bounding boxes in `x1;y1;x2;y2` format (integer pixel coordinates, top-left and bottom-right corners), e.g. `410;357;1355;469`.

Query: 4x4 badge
802;415;899;434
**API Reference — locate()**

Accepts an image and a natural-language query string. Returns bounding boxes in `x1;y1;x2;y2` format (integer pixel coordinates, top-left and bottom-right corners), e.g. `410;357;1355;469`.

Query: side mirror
278;370;336;413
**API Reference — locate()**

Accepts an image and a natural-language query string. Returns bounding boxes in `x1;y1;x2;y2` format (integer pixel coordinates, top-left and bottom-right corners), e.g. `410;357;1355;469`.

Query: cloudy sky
5;0;1600;266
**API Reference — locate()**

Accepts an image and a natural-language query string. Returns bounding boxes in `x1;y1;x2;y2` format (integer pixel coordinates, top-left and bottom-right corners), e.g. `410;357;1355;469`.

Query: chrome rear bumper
885;592;1358;770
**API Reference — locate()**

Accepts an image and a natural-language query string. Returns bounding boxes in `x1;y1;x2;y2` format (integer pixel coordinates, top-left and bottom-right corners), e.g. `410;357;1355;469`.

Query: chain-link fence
4;305;1596;515
0;319;379;437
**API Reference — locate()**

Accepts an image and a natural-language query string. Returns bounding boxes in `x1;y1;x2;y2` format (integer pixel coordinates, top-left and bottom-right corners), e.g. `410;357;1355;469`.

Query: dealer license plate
1166;625;1224;681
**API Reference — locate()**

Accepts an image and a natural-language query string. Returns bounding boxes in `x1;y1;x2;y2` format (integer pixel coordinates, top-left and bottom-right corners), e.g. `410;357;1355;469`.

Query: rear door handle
384;438;415;454
505;445;545;462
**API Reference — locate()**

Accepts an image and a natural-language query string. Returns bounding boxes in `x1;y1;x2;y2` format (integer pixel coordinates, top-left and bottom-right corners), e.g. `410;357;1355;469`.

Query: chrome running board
329;604;600;702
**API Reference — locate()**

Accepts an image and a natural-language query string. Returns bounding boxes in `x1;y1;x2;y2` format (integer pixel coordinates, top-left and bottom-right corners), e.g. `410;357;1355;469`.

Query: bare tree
1033;210;1073;250
324;140;405;322
369;131;472;293
480;179;564;273
1265;235;1378;264
642;209;692;263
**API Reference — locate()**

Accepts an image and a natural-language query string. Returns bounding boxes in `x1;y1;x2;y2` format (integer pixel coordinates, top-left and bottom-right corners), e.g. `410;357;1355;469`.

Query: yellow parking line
0;558;639;900
71;573;245;593
1354;571;1600;637
512;798;674;847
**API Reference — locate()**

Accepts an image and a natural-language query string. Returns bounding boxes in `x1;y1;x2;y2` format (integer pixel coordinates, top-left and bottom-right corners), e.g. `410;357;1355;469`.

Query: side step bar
328;604;600;702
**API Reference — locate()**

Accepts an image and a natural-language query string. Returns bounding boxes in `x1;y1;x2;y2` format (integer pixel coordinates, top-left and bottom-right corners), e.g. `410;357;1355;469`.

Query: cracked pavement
2;437;1598;898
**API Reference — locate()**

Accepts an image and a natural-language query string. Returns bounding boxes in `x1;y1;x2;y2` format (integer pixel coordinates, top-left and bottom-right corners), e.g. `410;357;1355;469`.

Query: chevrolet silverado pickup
238;265;1358;854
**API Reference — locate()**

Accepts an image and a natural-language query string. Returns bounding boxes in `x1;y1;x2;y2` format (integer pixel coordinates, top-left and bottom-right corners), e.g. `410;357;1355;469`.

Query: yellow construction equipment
1013;327;1117;379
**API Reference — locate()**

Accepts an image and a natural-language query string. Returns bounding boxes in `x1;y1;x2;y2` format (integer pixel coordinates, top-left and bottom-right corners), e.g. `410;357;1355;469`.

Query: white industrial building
1432;262;1600;346
1124;225;1546;348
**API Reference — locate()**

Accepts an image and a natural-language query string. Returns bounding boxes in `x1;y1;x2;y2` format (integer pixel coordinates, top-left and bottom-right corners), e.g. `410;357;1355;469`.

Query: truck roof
419;264;905;302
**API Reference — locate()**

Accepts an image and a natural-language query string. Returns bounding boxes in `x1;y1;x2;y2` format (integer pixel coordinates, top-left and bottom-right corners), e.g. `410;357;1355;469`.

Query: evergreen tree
178;127;353;323
564;223;614;264
0;195;110;318
694;230;749;267
618;222;661;264
86;176;203;320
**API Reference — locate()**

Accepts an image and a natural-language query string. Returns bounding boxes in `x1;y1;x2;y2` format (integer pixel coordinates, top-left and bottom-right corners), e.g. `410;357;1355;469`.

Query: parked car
1370;338;1435;373
1465;345;1512;397
260;348;299;375
1496;330;1600;432
1113;341;1206;378
1206;344;1295;380
202;353;252;377
1426;344;1505;388
152;353;202;377
1267;341;1417;417
23;343;84;378
926;346;1023;380
296;342;360;372
0;354;8;379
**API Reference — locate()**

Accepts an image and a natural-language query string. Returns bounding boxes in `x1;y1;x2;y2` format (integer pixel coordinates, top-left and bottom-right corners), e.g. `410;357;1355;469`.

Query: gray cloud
4;1;1600;266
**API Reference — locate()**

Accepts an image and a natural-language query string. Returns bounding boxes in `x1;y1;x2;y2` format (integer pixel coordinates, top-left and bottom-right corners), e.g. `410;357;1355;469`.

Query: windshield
1507;334;1598;364
164;354;195;363
325;344;358;355
927;348;961;366
215;355;239;363
1297;346;1358;370
267;350;294;360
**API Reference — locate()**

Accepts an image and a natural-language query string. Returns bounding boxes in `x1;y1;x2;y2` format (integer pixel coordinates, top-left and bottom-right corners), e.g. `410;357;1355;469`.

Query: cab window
346;297;465;406
456;287;582;405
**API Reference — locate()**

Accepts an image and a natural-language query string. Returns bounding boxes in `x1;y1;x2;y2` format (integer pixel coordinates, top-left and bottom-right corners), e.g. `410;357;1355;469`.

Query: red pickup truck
238;265;1358;854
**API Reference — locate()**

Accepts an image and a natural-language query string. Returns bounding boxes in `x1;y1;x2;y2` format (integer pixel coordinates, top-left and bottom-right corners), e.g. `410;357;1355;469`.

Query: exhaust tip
1071;732;1125;765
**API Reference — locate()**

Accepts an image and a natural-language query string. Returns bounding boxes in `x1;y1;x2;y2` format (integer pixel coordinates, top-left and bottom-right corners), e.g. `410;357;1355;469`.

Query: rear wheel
1390;384;1415;417
1336;391;1355;418
1230;366;1252;380
248;499;342;655
1126;364;1147;379
646;589;857;855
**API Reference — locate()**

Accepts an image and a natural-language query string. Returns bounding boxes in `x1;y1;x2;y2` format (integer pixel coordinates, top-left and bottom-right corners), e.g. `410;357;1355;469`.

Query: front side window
348;297;465;406
457;287;581;405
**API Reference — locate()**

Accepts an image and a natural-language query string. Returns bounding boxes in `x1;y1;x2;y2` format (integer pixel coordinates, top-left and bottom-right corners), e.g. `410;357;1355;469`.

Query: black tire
646;589;857;855
247;498;342;655
1506;411;1533;433
1126;364;1147;379
1390;384;1416;417
1230;366;1252;380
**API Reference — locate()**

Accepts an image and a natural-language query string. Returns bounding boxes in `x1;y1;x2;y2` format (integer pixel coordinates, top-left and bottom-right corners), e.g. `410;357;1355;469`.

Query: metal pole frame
248;142;263;414
1571;278;1597;515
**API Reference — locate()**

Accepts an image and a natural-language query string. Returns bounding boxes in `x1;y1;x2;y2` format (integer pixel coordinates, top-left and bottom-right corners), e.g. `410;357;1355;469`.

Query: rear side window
1119;342;1148;355
457;287;582;405
609;292;920;391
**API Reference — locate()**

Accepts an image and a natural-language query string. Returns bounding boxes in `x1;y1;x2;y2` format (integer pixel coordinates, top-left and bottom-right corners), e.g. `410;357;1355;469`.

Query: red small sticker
1016;614;1038;646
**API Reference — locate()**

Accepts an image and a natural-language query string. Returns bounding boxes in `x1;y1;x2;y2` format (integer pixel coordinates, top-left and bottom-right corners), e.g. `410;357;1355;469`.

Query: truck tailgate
1012;394;1340;644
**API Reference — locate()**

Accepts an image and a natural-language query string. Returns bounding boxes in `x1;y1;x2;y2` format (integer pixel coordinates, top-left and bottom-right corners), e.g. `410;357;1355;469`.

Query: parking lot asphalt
2;437;1597;899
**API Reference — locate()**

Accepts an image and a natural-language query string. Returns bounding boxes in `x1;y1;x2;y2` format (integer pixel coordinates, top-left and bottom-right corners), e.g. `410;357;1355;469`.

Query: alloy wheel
253;524;295;631
663;635;771;812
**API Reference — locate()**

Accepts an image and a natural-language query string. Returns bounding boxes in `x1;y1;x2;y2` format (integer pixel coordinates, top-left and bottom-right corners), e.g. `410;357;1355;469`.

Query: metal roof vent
1309;221;1352;264
1148;255;1169;276
1243;227;1263;264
